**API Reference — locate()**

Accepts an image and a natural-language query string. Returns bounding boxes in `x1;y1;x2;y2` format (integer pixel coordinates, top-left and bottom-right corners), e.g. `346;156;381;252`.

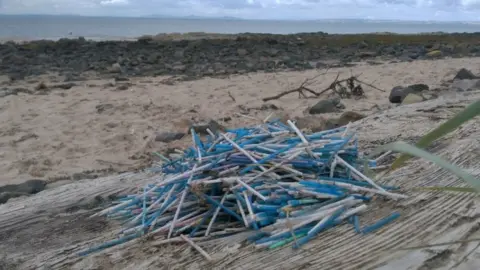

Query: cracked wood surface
1;91;479;270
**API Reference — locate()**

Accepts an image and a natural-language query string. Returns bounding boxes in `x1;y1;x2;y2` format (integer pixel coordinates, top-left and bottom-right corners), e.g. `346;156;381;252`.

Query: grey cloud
301;0;480;9
202;0;262;9
1;0;480;18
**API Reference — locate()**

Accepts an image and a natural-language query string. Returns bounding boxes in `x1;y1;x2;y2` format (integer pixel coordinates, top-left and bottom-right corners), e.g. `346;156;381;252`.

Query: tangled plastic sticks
80;118;406;256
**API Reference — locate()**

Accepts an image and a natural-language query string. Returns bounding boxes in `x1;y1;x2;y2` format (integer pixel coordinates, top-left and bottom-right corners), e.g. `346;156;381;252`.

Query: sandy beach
1;57;479;186
0;31;480;269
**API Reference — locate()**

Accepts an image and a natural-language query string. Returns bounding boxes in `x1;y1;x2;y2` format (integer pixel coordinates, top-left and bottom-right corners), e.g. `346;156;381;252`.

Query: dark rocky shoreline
1;32;480;80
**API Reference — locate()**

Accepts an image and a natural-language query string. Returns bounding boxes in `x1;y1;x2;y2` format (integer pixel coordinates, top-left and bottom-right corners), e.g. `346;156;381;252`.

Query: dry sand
1;57;480;186
0;79;479;269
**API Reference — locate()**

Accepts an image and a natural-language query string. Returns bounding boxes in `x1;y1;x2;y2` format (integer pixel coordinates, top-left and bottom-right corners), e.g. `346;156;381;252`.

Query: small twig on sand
180;234;213;261
227;91;236;102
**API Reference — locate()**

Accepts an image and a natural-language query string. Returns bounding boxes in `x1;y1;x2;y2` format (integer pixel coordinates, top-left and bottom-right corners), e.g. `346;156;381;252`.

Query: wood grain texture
1;91;479;270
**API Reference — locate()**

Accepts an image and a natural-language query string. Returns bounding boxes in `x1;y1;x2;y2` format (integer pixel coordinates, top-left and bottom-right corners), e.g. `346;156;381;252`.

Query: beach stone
172;64;186;72
110;63;123;73
237;48;248;56
174;50;185;58
35;82;48;91
408;83;429;92
260;104;280;110
95;103;114;113
0;192;29;204
0;33;478;80
294;116;328;132
191;120;226;135
52;82;76;90
0;87;32;97
389;86;407;103
450;79;480;92
72;172;98;181
336;111;366;126
357;51;376;58
213;62;226;73
269;111;291;124
402;93;424;105
421;93;438;100
453;68;478;81
315;62;328;69
105;122;118;128
115;83;130;91
0;179;47;195
309;98;345;114
389;84;429;103
358;41;368;49
114;76;130;82
319;118;347;130
155;132;185;143
426;50;442;58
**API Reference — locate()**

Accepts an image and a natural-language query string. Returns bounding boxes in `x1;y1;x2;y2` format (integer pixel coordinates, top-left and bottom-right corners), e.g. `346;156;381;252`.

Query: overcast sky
1;0;480;21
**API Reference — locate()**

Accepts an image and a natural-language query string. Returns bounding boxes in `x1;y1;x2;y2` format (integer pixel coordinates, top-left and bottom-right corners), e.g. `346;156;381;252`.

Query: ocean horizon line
0;13;479;24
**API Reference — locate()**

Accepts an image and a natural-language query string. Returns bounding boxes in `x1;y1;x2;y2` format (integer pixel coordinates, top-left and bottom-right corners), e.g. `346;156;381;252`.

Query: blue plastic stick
361;212;401;234
293;207;346;249
353;215;361;233
78;232;141;256
201;194;243;222
141;184;148;230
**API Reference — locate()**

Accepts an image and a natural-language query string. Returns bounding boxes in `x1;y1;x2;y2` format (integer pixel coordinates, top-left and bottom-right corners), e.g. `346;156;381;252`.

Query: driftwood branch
262;71;329;102
355;78;386;92
262;70;384;102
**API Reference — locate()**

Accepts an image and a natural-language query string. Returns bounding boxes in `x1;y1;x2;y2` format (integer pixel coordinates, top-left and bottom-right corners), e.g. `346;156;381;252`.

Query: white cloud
100;0;129;5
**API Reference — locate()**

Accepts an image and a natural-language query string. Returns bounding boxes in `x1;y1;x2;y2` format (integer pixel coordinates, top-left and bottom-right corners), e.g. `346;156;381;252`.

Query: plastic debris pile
82;119;406;256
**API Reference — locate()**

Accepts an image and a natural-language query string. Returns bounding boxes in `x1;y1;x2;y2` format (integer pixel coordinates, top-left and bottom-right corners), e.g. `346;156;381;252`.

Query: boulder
309;98;345;114
389;84;429;103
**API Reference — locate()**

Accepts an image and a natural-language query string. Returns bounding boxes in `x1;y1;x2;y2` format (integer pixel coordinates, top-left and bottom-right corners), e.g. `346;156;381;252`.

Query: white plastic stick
180;234;213;262
335;155;387;193
221;133;271;173
243;191;256;223
236;199;249;227
168;164;197;238
205;193;228;236
236;178;267;201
